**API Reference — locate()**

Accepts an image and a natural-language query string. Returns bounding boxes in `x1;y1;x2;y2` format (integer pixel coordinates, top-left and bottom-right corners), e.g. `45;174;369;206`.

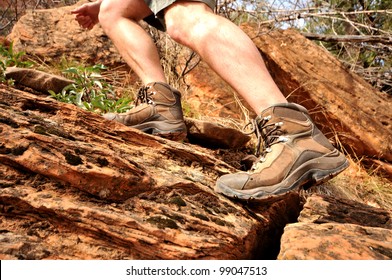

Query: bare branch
257;9;391;35
302;33;392;45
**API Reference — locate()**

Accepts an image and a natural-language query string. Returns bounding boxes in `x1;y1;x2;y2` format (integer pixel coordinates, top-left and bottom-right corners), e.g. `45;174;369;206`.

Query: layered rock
7;2;391;177
278;194;392;260
242;25;391;172
1;1;391;260
0;84;301;259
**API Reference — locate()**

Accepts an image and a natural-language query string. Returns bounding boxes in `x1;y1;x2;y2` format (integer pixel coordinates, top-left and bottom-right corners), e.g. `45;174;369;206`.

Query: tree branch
302;33;392;45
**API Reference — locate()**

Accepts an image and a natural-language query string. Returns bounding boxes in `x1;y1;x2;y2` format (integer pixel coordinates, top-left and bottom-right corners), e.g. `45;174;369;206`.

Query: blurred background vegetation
219;0;392;95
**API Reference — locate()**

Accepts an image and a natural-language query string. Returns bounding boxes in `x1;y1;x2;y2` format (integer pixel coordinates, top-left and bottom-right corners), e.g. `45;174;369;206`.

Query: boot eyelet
276;121;284;127
259;156;266;162
279;136;289;142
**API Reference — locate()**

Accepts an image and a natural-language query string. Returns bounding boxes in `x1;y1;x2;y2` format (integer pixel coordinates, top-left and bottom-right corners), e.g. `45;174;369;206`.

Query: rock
0;85;228;202
3;68;251;151
185;118;251;149
0;84;303;259
184;61;254;121
8;4;391;177
5;67;73;94
299;194;392;229
6;1;123;66
279;222;392;259
242;25;392;166
278;194;392;259
2;2;391;260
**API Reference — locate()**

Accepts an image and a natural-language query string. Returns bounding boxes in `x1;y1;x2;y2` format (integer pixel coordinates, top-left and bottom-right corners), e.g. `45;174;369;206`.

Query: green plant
0;42;34;85
49;64;133;114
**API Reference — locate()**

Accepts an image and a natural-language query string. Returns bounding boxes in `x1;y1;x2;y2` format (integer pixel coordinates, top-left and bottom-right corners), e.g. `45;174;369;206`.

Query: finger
76;16;90;25
70;4;86;14
75;19;90;29
71;9;83;15
75;14;88;20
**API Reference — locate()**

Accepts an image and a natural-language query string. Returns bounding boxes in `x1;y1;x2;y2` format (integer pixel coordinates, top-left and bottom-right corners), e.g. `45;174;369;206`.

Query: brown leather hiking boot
215;103;349;200
103;82;187;141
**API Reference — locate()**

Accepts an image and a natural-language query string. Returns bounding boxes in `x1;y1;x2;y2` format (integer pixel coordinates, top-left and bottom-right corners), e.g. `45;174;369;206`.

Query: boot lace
244;116;288;169
135;85;155;106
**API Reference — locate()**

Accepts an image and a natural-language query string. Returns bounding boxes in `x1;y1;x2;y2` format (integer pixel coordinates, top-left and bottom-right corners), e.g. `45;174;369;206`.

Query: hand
71;1;101;30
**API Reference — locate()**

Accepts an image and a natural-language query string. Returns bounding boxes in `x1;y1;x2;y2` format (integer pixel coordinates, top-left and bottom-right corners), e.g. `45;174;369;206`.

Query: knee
98;2;117;32
165;6;219;47
98;0;149;32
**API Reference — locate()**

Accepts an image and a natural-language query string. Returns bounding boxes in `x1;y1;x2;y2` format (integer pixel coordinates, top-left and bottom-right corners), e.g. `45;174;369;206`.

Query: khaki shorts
143;0;216;31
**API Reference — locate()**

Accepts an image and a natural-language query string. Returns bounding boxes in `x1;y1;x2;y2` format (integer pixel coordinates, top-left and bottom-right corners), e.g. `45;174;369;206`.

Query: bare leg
98;0;166;84
164;2;287;113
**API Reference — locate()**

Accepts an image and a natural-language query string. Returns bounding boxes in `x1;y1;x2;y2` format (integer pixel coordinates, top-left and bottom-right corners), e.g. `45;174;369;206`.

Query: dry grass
304;156;392;210
301;102;392;211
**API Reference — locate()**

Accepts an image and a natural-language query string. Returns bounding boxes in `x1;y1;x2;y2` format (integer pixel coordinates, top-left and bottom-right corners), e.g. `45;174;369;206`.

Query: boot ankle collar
259;103;308;116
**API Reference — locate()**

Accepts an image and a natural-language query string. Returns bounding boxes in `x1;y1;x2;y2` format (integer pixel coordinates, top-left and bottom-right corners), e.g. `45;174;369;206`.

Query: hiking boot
215;103;349;200
103;82;187;141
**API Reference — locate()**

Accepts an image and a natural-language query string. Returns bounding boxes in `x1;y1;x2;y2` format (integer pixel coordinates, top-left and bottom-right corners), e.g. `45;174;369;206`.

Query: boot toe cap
102;113;117;121
215;173;250;195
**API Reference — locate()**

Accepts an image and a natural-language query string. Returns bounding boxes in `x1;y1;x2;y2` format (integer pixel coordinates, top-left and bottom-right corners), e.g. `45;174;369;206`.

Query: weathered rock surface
6;1;122;67
278;194;392;259
184;61;252;121
2;2;391;260
3;67;251;151
242;25;392;169
184;118;250;149
7;2;391;176
3;78;389;260
0;84;302;259
5;67;74;94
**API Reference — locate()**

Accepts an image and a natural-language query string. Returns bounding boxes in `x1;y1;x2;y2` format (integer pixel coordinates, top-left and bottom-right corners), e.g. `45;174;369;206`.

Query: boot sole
133;120;187;142
215;150;350;201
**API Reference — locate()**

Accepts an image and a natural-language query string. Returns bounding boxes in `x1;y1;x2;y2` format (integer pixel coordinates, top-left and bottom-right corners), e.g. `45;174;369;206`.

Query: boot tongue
146;82;176;105
260;103;308;121
259;103;310;135
273;106;307;122
148;82;168;93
